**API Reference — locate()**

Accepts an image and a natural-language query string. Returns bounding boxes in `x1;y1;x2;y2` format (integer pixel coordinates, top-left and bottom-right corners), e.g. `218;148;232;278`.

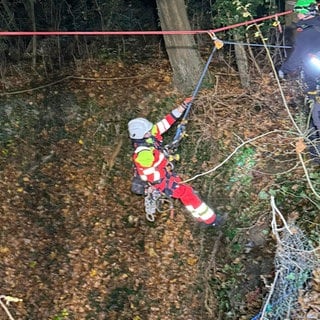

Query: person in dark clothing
279;0;320;91
278;0;320;161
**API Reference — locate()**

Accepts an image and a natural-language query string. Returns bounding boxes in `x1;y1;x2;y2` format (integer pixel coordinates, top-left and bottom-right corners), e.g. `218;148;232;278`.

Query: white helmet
128;118;153;139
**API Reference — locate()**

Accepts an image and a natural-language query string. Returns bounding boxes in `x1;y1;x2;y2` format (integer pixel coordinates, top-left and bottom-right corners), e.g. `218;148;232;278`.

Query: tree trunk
285;0;296;26
30;0;37;68
156;0;208;93
24;0;37;67
234;33;250;89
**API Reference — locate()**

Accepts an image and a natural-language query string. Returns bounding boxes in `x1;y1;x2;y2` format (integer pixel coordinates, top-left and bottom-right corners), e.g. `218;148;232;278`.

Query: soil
0;57;319;320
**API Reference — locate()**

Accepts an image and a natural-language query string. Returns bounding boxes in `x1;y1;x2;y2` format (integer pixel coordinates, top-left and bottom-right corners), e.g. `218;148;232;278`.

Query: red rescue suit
132;112;216;224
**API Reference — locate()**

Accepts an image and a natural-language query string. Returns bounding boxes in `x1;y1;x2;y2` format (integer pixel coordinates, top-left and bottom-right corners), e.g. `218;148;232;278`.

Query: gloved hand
176;97;193;114
181;96;193;110
278;69;284;79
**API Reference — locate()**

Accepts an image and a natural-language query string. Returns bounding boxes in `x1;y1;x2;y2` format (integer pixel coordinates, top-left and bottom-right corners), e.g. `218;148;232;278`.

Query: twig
0;295;22;320
204;231;223;316
0;75;74;96
259;269;281;320
214;75;219;95
298;152;320;199
0;74;155;96
108;134;124;173
246;21;302;135
181;129;298;184
271;196;290;230
251;162;300;176
270;195;293;238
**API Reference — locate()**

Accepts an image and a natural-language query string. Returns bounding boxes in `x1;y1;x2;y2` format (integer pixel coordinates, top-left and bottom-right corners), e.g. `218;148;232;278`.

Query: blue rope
169;40;289;151
171;45;217;148
251;313;262;320
223;40;291;49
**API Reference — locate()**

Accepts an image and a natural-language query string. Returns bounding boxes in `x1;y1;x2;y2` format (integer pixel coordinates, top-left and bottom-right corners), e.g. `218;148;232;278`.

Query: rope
167;42;218;152
251;197;319;320
209;10;292;35
223;41;291;49
166;27;292;152
0;11;292;37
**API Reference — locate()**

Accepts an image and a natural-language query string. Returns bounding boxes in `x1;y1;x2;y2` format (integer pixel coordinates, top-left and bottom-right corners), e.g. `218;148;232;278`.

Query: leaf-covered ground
0;56;319;320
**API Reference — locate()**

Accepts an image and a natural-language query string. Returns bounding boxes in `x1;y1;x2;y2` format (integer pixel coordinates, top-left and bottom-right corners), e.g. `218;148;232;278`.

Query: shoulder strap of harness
132;137;162;151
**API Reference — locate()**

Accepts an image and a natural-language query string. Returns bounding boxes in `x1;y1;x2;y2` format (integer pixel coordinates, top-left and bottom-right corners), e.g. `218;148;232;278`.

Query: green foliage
309;225;320;244
51;309;69;320
212;0;263;25
258;166;320;230
211;0;279;39
227;146;256;191
223;146;256;203
264;174;319;209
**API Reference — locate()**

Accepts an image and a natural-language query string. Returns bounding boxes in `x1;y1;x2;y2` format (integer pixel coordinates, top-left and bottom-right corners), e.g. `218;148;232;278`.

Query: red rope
209;10;292;34
0;10;292;36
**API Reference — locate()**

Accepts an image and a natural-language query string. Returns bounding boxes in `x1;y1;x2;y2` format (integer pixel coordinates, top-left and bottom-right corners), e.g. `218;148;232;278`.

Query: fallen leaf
296;138;306;154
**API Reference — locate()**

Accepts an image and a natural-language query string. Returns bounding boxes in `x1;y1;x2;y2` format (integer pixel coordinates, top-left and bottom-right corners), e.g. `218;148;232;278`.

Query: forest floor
0;55;319;320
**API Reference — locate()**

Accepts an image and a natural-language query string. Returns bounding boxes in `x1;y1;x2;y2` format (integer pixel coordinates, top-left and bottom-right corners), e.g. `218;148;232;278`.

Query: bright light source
310;54;320;70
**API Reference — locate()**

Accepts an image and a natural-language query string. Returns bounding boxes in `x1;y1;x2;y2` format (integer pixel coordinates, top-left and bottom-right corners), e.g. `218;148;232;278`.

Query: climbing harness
165;32;223;155
130;171;174;222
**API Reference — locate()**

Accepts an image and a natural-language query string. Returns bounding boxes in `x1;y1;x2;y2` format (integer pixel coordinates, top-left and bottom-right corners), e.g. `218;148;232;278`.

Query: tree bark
234;33;250;89
156;0;208;93
24;0;37;67
285;0;296;26
30;0;37;68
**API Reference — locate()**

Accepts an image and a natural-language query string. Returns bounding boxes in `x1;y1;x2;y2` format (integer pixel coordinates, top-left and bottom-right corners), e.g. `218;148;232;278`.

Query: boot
211;214;226;227
200;211;228;228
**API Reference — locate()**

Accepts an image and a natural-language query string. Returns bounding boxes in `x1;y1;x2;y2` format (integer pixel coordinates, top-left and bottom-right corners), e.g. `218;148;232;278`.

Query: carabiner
146;212;155;222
